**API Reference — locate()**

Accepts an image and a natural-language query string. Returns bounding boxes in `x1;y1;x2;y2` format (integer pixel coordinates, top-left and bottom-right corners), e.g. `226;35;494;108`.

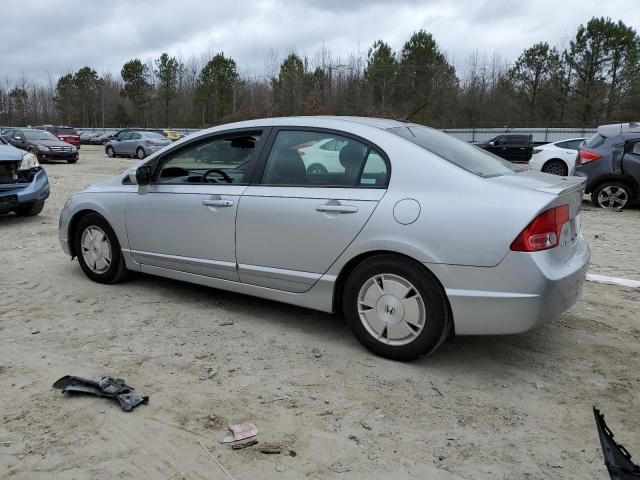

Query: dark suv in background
473;133;534;162
34;125;81;149
575;122;640;210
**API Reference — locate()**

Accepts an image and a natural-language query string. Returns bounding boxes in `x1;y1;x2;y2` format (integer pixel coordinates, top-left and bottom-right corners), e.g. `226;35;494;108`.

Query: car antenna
396;101;429;123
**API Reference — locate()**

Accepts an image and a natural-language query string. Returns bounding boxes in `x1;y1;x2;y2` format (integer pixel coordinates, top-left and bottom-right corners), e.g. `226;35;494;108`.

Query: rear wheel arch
590;176;637;199
333;250;452;322
542;158;568;175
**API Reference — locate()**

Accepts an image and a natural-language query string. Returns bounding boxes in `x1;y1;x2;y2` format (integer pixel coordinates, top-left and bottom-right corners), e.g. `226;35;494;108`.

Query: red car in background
34;125;81;149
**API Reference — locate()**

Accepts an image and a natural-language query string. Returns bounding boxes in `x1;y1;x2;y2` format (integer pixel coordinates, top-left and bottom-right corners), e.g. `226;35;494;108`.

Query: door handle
315;205;358;214
202;199;234;207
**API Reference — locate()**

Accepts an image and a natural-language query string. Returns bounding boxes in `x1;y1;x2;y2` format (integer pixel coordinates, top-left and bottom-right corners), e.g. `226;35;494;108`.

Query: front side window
389;125;522;177
261;130;388;187
157;131;261;184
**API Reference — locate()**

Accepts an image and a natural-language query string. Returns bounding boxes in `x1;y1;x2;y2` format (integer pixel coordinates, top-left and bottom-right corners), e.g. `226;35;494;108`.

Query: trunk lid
490;170;586;263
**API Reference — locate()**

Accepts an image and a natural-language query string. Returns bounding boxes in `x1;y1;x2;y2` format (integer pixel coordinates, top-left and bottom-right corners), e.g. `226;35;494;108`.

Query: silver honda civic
59;117;590;360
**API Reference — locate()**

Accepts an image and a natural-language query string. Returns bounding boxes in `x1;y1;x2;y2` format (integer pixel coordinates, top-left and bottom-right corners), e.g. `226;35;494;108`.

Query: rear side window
389;125;522;177
261;130;388;187
57;127;77;134
585;133;606;149
506;135;528;144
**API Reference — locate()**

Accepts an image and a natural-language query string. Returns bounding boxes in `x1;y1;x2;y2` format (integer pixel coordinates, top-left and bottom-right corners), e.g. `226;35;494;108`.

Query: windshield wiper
594;407;640;479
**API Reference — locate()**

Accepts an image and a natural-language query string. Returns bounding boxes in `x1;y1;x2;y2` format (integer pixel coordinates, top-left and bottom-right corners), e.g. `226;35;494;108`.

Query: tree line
0;16;638;129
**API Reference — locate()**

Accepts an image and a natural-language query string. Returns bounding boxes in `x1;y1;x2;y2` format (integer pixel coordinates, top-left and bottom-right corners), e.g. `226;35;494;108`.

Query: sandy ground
1;145;639;479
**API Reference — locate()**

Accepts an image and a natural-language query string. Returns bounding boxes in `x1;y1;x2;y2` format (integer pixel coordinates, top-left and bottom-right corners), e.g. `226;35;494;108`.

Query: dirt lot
1;145;639;479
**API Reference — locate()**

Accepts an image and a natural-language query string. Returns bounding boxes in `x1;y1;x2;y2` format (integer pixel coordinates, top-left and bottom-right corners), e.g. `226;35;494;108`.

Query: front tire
307;163;328;174
106;146;115;158
592;181;632;210
74;213;129;284
67;157;78;164
542;159;568;176
136;147;146;159
342;254;451;361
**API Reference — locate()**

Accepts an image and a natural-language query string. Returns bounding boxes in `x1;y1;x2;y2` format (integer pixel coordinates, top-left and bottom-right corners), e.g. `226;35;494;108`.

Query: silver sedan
59;117;590;360
104;131;171;159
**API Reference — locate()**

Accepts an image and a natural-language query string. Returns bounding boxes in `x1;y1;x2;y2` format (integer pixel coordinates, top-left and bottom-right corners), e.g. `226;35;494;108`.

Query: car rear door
235;128;389;293
508;135;529;162
622;139;640;187
125;129;265;280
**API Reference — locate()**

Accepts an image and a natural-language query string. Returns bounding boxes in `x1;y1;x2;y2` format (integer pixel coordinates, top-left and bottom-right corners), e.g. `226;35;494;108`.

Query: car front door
485;136;503;157
235;129;389;293
9;130;27;151
124;129;265;280
113;132;131;155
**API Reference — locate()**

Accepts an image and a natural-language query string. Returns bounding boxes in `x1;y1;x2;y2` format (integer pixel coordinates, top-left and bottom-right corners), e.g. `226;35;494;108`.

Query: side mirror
15;136;22;141
488;141;494;147
135;165;152;185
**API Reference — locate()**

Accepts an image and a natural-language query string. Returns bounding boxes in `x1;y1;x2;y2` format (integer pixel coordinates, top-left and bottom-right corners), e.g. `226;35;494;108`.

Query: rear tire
592;181;632;210
342;254;451;361
74;213;129;284
136;147;146;159
15;200;44;217
542;159;568;176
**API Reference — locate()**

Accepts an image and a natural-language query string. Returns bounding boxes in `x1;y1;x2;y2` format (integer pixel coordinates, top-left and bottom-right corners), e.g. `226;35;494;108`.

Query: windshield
388;125;523;177
24;130;58;141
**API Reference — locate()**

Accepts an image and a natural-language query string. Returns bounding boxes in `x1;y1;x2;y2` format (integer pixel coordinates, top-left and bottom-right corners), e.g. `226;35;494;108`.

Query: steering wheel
202;169;232;183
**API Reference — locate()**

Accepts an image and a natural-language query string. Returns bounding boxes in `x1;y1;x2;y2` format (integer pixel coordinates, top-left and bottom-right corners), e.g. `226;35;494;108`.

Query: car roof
598;122;640;137
211;116;411;131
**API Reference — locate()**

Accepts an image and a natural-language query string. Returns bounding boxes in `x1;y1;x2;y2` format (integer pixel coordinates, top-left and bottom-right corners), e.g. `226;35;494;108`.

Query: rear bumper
430;237;590;335
0;169;50;213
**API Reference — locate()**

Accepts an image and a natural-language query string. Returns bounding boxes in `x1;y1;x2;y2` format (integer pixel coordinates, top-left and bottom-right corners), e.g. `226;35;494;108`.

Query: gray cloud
1;0;637;83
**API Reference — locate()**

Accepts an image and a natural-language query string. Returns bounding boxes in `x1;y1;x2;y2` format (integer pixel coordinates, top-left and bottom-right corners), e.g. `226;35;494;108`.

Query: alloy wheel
543;161;567;176
598;186;629;209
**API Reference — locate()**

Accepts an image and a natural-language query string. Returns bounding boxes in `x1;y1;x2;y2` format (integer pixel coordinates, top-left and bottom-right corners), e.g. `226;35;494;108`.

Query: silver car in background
104;131;171;159
59;116;590;360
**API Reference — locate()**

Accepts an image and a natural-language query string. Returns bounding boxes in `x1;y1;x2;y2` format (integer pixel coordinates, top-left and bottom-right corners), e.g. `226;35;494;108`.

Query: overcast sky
2;0;638;83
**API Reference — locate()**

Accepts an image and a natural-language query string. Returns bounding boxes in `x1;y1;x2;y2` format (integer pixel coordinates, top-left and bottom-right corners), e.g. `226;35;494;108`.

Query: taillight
533;148;542;154
510;205;570;252
578;149;601;164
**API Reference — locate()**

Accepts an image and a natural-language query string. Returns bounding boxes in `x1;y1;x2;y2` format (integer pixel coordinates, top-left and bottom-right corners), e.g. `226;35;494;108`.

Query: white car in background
529;138;585;176
298;137;348;173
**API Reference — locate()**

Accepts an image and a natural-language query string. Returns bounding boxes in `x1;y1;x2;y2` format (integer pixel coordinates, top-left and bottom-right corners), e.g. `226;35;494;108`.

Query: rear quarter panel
326;135;555;272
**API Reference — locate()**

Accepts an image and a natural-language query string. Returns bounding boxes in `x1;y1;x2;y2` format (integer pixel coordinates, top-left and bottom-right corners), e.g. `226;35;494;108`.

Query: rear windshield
57;127;77;134
143;132;167;139
584;133;606;149
388;125;523;177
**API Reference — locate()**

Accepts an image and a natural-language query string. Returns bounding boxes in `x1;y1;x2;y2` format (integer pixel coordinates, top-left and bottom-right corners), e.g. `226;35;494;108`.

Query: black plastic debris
593;407;640;479
53;375;148;412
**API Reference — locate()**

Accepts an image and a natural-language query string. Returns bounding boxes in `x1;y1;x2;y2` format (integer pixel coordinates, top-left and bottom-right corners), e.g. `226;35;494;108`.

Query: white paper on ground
586;273;640;289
